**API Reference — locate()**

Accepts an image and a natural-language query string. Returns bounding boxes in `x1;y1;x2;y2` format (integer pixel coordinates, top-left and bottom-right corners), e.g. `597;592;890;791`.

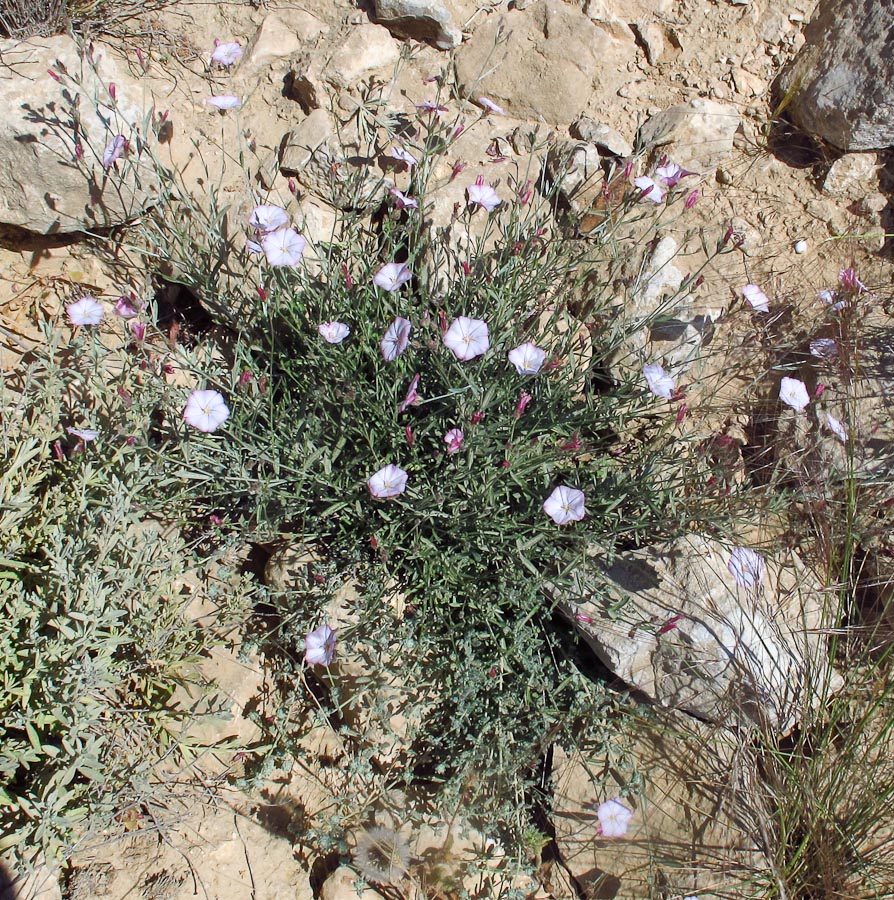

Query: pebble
794;239;808;254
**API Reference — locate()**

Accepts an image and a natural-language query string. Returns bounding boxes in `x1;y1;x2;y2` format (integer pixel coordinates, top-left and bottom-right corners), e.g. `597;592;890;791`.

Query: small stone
323;24;401;88
245;15;302;69
794;239;808;254
374;0;462;49
716;168;734;184
571;117;633;156
632;20;666;65
823;152;882;198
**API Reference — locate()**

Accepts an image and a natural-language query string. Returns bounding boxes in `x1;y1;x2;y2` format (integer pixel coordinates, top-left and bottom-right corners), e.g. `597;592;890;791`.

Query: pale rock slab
637;98;741;173
551;729;764;900
778;0;894;150
555;535;835;732
279;110;391;210
454;2;637;126
570;117;633;158
245;15;302;70
0;36;159;234
374;0;463;50
822;151;882;198
323;24;402;89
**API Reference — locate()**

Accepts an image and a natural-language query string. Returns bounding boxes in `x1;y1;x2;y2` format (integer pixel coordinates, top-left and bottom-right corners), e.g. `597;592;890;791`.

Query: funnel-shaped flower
250;205;289;233
643;363;675;399
367;464;408;499
779;377;810;411
742;284;770;312
183;389;230;433
444;316;489;361
261;227;306;266
543;485;586;525
67;296;105;327
728;547;765;589
304;623;336;666
467;175;501;212
374;262;412;292
508;342;547;375
597;799;633;838
381;317;412;361
319;322;350;344
211;40;243;66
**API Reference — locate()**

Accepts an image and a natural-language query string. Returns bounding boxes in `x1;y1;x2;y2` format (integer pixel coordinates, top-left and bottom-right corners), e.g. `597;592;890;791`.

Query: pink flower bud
684;189;700;209
515;391;532;418
471;411;485;424
109;82;116;100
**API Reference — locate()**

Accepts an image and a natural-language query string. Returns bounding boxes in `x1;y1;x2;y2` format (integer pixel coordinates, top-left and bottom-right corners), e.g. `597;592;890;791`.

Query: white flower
809;338;838;359
507;342;547;375
211;40;243;67
654;161;694;187
66;427;99;442
444;316;490;361
543;485;586;525
634;176;664;203
478;96;505;115
779;376;810;411
319;322;350;344
261;227;306;266
467;177;501;212
367;463;408;499
206;94;242;110
390;145;417;166
67;296;104;326
742;283;770;312
304;623;336;666
643;363;675;399
250;204;289;233
728;547;765;589
826;412;848;442
381;317;412;361
373;262;412;292
183;389;230;433
597;798;633;838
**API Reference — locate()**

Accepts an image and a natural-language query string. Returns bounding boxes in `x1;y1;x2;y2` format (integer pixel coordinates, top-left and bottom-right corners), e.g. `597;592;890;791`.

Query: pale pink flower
381;317;412;361
515;391;532;418
367;463;408;499
507;342;547;375
444;428;464;454
389;188;419;210
102;135;126;170
319;321;351;344
467;175;501;212
114;294;141;318
742;284;770;312
374;262;412;292
825;412;848;442
728;547;765;589
399;373;421;413
643;363;675;399
211;40;243;67
444;316;490;361
416;100;448;116
543;485;587;525
304;623;336;666
261;227;306;266
634;176;664;203
839;267;866;293
246;239;263;255
779;376;810;411
654;162;695;187
131;321;146;342
478;96;505;115
597;799;633;838
250;204;289;233
809;338;838;359
207;94;242;110
390;145;417;166
183;389;230;432
66;426;99;442
67;296;104;326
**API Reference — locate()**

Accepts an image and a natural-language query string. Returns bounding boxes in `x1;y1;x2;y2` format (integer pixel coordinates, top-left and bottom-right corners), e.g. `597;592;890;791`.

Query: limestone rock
554;535;835;732
778;0;894;150
822;151;882;198
551;730;763;900
570;117;632;157
454;2;636;126
546;139;603;210
245;15;302;70
279;111;391;210
637;98;740;173
323;24;402;89
374;0;462;50
0;36;159;234
321;867;384;900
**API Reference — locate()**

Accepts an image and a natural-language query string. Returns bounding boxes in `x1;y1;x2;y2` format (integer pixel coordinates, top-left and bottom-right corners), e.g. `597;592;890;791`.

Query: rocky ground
1;0;892;897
